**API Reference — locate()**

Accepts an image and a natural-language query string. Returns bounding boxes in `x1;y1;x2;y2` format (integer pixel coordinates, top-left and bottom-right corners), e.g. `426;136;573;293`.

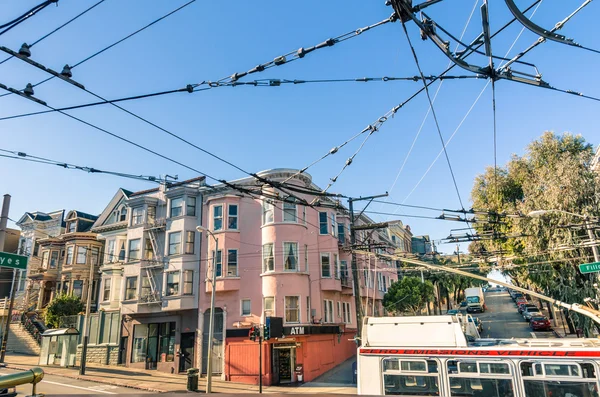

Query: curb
3;363;172;393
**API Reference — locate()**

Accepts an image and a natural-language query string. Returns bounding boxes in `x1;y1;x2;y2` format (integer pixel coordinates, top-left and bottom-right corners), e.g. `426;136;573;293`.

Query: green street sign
0;252;28;270
579;262;600;274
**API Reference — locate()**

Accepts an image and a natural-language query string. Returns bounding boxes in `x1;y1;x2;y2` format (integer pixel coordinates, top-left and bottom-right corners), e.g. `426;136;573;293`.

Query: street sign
0;252;28;270
579;262;600;274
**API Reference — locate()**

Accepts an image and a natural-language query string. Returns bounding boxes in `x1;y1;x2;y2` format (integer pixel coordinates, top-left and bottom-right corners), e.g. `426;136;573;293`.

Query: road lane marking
41;380;117;394
530;332;537;338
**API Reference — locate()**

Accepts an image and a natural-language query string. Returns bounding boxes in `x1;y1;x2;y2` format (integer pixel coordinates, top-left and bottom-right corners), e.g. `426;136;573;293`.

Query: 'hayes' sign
0;252;28;270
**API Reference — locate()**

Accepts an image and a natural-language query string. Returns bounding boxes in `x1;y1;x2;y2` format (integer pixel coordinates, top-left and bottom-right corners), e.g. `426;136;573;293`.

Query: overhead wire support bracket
504;0;577;46
0;82;46;106
0;46;85;89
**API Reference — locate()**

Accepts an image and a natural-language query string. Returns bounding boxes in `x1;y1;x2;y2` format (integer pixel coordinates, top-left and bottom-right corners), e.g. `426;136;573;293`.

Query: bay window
262;200;274;224
283;200;297;222
262;243;274;272
213;205;223;231
170;197;183;217
228;204;238;230
321;253;331;278
285;296;300;323
284;242;298;271
227;249;238;276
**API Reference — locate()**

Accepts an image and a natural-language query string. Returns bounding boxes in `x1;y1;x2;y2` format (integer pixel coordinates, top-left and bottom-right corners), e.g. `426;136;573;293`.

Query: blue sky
1;0;598;254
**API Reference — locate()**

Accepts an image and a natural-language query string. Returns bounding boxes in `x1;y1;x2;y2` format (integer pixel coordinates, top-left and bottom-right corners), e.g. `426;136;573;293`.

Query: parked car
512;293;524;302
516;298;528;308
518;303;538;315
530;316;552;331
447;309;460;315
523;307;543;322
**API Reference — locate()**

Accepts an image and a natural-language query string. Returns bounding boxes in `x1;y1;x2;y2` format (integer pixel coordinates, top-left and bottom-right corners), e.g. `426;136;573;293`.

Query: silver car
523;307;542;322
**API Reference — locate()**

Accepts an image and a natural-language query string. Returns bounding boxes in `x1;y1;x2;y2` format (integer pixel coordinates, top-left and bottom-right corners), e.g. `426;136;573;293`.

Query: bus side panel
358;354;381;395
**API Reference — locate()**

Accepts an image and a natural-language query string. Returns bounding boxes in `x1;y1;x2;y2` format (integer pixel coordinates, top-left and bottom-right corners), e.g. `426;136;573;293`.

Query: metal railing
0;367;44;397
341;275;352;288
20;313;46;346
138;292;162;304
144;217;166;230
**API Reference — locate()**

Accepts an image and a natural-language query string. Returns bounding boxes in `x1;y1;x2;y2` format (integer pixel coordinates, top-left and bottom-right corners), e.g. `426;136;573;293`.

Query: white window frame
102;278;111;302
241;299;251;316
41;251;49;269
227;249;238;277
66;246;74;266
213;205;223;231
321;253;331;278
330;213;337;236
170;197;184;218
166;271;180;296
283;242;298;271
124;276;138;300
323;299;334;323
264;296;275;318
184;231;195;255
333;253;339;279
128;239;141;261
319;212;328;235
283;200;297;223
262;243;274;272
304;244;308;272
285;296;300;324
262;200;274;225
337;301;341;320
228;204;238;230
131;207;144;226
168;231;182;256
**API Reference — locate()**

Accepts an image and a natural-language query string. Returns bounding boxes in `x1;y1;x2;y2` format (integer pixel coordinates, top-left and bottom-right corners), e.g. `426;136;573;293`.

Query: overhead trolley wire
383;0;479;211
0;0;196;99
400;20;466;211
0;148;164;183
0;75;483;122
0;0;58;37
0;0;107;66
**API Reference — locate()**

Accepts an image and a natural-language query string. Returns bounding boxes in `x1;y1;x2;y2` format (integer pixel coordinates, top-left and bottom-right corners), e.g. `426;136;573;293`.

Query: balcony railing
140;258;164;269
341;275;352;288
138;292;162;304
144;217;166;230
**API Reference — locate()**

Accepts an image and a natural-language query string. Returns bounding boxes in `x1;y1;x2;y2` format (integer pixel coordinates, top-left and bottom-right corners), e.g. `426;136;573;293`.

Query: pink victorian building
197;169;399;385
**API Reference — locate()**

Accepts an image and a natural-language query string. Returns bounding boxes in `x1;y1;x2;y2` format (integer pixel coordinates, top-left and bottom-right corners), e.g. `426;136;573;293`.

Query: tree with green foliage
45;294;84;329
470;132;600;334
383;276;434;315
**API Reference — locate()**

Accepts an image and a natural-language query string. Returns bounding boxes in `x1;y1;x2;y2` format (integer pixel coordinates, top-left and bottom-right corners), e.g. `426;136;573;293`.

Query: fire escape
140;206;165;305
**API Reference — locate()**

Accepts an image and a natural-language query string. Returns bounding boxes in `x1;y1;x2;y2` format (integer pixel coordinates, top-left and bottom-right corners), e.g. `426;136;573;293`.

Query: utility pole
0;194;13;365
79;252;96;375
0;194;10;250
348;193;387;344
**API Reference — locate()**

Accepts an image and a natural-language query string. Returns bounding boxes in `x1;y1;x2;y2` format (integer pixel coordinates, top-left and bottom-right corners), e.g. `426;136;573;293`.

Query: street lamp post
196;226;218;394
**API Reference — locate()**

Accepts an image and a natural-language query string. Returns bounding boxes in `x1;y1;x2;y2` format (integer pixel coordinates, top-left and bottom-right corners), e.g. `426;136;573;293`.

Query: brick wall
76;345;119;366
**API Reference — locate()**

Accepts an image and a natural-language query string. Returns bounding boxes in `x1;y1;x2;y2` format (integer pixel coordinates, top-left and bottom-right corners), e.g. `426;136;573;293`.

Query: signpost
579;262;600;274
0;251;28;363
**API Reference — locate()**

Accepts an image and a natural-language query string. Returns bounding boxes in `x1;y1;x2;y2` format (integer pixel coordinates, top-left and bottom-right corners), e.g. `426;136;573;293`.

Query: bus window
447;360;515;397
520;361;600;397
383;359;440;396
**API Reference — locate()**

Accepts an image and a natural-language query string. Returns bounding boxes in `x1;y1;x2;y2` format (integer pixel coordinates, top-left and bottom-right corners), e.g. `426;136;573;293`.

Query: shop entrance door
179;332;195;372
118;336;128;365
273;348;294;384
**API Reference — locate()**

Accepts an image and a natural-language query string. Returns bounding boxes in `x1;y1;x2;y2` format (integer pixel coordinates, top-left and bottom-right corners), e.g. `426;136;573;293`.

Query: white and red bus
358;316;600;397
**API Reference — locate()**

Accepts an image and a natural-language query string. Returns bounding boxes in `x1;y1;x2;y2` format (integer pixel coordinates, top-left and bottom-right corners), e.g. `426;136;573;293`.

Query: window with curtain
285;296;300;323
284;242;298;271
263;243;274;272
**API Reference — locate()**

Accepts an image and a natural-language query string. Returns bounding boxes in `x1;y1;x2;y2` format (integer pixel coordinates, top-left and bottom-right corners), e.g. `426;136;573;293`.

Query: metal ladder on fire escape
142;207;165;303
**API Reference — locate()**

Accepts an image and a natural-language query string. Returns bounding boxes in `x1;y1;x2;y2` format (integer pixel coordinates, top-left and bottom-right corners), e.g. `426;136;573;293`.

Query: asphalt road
0;368;149;395
474;290;555;339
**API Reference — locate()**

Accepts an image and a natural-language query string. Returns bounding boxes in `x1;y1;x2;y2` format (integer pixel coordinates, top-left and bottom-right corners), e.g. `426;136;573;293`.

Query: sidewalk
3;353;357;394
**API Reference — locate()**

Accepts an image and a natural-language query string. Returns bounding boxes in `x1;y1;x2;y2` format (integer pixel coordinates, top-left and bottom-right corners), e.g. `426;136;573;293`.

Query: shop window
159;322;176;362
132;324;149;363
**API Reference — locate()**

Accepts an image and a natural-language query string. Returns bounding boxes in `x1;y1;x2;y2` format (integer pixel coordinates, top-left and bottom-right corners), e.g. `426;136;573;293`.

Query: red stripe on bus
359;349;600;357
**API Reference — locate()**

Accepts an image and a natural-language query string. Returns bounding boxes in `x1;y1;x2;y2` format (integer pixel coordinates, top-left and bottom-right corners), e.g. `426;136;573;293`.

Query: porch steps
5;323;40;356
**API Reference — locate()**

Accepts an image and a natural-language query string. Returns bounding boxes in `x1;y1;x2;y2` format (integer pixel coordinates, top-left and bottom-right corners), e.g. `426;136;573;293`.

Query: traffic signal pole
259;334;262;394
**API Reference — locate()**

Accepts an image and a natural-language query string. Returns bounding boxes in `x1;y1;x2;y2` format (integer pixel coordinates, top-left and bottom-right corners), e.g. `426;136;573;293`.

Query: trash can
187;368;199;392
